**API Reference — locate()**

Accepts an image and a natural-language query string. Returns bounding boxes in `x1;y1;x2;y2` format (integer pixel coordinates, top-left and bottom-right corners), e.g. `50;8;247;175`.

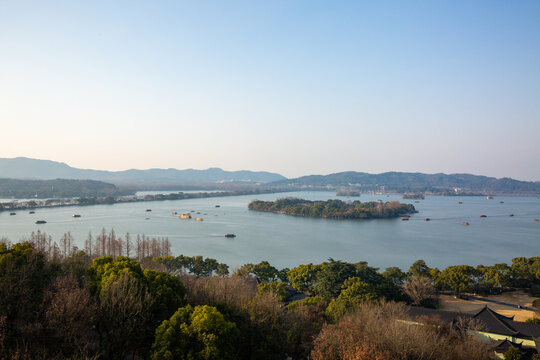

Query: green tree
277;268;289;283
144;269;186;321
257;281;289;301
326;277;379;321
216;263;230;277
252;261;279;282
237;261;279;282
408;260;431;278
313;259;357;298
510;257;540;288
154;256;183;275
288;263;319;292
438;265;477;294
152;305;238;360
383;266;407;286
181;255;224;277
87;256;143;293
492;263;512;287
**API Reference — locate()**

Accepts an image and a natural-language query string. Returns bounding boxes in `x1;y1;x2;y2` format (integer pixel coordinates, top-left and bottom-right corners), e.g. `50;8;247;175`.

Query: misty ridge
0;157;539;198
0;157;286;185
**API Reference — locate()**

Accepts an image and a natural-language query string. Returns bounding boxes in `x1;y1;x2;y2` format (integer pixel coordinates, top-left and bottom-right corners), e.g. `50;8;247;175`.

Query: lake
1;191;539;271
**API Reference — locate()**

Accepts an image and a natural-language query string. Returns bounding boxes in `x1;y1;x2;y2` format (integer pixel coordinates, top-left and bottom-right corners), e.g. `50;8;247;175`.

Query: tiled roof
406;305;540;340
471;306;519;337
490;339;522;352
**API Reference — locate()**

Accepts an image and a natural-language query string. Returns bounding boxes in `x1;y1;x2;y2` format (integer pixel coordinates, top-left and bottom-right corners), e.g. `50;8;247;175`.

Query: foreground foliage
3;232;540;359
152;305;238;360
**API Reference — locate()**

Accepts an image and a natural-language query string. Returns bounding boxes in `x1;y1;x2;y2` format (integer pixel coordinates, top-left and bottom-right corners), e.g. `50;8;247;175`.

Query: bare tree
402;275;436;306
108;229;116;258
97;272;153;359
85;231;93;258
136;235;141;261
125;233;131;258
45;276;98;357
311;301;489;360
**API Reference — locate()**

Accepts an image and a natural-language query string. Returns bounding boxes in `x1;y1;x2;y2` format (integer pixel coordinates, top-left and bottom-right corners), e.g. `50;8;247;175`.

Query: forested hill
0;157;286;185
0;178;129;198
271;171;540;195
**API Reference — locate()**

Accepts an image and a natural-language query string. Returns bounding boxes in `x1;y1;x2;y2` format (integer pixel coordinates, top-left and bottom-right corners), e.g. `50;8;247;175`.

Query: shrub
152;305;238;360
311;301;490;360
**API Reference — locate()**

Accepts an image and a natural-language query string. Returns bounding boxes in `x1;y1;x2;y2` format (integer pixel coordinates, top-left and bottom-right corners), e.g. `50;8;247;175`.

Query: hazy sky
1;1;539;180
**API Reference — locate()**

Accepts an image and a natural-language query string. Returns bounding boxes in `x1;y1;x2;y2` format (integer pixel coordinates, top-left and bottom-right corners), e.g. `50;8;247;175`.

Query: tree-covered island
248;198;416;219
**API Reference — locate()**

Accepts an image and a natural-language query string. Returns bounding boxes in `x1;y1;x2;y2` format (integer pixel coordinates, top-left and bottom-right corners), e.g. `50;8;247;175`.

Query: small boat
35;220;46;224
486;196;493;200
29;211;35;214
499;201;504;204
172;211;177;215
461;222;470;226
480;215;487;218
9;212;16;215
215;205;220;208
146;209;152;212
458;201;463;204
424;218;431;221
145;217;150;220
72;214;81;218
224;233;236;238
534;218;539;222
401;217;409;221
196;212;201;214
179;213;191;219
195;217;204;221
509;214;514;217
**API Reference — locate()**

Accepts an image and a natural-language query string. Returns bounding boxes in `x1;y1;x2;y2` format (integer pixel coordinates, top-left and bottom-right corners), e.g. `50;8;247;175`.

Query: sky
0;1;539;180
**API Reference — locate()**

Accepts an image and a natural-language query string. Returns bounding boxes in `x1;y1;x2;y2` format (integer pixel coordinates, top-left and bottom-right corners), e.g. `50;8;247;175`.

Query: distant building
407;306;540;359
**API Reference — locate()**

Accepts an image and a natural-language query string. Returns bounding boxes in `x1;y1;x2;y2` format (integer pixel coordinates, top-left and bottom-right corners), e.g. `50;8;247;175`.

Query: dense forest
2;230;540;359
248;198;416;219
0;178;131;198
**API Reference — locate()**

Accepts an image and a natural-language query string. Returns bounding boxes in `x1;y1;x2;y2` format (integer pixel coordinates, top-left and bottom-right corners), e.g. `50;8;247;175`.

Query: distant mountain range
271;171;540;195
1;158;539;196
0;157;286;185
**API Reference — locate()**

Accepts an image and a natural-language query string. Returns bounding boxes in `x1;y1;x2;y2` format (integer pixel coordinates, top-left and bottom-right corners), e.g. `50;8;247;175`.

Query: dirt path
439;291;538;322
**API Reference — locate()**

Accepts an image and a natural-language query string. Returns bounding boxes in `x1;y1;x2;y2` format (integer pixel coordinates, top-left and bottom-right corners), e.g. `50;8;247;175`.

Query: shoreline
0;189;289;213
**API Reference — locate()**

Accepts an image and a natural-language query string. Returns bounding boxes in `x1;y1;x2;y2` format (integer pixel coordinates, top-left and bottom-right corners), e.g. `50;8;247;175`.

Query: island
248;197;416;220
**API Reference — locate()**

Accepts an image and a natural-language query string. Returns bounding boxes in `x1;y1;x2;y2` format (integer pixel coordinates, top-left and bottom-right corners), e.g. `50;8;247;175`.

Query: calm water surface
1;192;539;270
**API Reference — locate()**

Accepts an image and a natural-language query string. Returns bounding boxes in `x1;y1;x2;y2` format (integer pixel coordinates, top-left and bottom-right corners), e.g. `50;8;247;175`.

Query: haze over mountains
1;157;539;195
0;157;286;185
275;172;540;195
